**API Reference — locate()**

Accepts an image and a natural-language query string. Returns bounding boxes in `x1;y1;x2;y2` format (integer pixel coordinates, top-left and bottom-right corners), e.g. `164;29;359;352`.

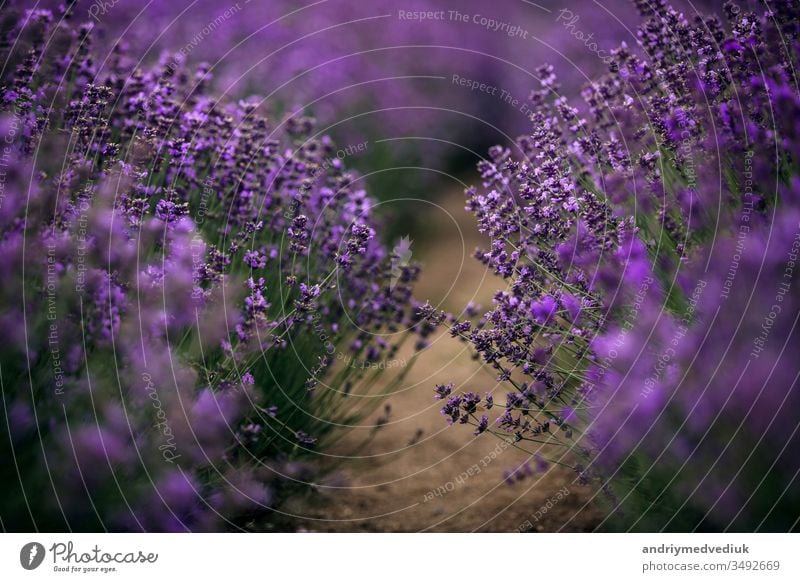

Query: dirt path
290;190;602;531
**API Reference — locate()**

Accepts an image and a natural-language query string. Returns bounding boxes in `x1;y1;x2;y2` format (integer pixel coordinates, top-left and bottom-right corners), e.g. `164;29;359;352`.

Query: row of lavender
431;0;800;531
52;0;659;186
0;6;424;530
14;0;716;242
70;0;631;138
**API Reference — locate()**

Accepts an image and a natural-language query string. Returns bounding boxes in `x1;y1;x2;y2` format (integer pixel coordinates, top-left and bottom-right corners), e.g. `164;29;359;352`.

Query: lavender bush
0;6;423;531
431;0;800;531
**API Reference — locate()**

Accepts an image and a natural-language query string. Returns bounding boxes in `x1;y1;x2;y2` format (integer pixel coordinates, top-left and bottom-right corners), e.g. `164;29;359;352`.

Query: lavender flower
438;0;800;531
433;383;453;400
0;7;423;531
474;415;490;436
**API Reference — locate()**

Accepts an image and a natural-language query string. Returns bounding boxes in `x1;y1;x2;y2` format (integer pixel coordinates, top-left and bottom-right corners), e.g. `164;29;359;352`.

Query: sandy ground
289;190;603;532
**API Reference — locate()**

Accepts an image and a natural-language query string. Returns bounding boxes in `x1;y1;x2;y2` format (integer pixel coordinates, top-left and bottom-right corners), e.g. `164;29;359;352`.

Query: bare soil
289;191;603;532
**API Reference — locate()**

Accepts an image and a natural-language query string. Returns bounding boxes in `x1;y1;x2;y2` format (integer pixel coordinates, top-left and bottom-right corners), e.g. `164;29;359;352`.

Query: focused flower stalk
432;0;800;531
0;6;424;531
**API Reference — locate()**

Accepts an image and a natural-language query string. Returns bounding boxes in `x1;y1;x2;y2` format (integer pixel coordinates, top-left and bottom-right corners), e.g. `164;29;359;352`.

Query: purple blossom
435;0;800;531
474;415;489;436
433;383;453;400
0;7;424;532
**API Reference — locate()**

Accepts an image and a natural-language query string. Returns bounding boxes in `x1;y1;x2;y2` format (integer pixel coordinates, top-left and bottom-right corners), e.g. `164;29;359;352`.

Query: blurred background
81;0;651;245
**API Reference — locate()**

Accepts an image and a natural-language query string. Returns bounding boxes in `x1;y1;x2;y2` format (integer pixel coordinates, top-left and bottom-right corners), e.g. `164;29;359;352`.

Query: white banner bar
1;533;798;581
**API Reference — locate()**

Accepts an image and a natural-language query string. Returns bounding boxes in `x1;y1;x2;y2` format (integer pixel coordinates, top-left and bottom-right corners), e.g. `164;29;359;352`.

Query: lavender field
1;0;799;535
